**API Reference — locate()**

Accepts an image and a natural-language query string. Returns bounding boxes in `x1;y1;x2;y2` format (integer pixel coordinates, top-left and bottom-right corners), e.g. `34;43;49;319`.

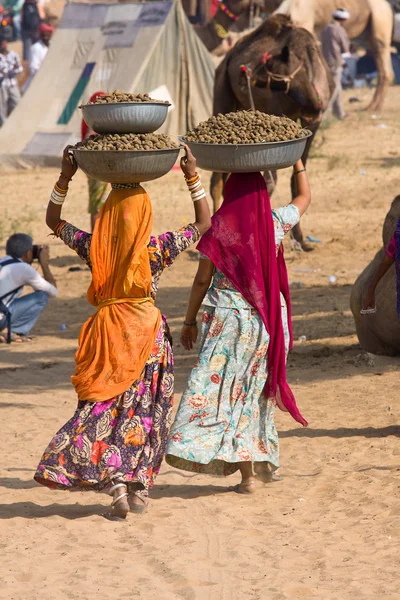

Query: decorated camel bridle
265;61;304;93
258;50;304;94
212;2;239;41
240;50;323;113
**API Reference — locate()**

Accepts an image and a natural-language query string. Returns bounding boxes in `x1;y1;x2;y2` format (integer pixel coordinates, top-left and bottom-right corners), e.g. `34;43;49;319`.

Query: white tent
0;0;215;168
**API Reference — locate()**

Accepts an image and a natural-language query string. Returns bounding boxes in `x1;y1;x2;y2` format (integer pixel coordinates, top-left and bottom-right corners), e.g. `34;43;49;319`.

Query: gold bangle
55;183;68;194
185;172;199;183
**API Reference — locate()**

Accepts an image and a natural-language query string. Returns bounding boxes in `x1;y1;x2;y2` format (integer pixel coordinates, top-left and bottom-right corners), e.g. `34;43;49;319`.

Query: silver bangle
50;190;66;205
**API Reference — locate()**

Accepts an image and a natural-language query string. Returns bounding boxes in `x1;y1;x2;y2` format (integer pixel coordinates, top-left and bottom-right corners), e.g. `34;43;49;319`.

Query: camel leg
365;2;394;112
263;169;278;197
366;41;393;112
210;172;226;212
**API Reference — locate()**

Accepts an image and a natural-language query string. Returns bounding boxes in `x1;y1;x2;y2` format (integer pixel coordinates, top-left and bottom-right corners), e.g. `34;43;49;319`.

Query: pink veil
197;172;307;426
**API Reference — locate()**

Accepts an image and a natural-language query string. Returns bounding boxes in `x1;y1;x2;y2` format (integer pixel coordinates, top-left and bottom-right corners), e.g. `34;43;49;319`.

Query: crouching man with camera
0;233;58;342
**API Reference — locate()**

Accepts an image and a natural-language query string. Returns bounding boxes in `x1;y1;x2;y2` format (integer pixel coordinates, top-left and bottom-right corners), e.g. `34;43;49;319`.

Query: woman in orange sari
34;146;211;519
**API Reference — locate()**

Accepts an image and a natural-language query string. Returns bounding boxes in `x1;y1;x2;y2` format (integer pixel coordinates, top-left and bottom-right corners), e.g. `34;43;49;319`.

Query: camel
265;0;394;111
350;196;400;356
211;14;334;250
195;0;265;55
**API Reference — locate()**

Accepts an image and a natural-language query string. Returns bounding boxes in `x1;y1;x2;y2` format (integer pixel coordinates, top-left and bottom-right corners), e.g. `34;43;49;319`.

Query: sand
1;87;400;600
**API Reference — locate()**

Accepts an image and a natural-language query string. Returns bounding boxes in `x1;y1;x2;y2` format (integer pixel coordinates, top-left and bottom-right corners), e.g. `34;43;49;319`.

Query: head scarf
72;187;161;402
197;172;307;426
81;91;105;141
395;218;400;318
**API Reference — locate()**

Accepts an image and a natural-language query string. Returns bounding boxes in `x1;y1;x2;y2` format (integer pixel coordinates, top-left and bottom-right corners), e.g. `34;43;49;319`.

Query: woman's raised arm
46;147;78;232
291;159;311;217
180;145;211;235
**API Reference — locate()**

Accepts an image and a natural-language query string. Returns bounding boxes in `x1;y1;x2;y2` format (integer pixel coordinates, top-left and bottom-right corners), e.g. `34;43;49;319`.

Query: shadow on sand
0;501;107;520
280;425;400;439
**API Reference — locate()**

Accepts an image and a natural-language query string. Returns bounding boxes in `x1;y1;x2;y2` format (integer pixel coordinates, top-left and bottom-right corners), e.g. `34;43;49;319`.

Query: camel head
250;15;333;118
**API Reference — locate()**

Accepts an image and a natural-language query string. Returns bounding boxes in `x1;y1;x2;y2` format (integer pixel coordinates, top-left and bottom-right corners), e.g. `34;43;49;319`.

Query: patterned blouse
57;222;200;299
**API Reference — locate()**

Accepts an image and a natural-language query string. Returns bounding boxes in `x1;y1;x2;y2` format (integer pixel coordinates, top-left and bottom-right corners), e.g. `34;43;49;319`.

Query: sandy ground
1;87;400;599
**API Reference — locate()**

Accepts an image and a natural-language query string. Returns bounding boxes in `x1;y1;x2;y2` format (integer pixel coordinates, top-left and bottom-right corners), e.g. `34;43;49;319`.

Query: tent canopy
0;0;215;169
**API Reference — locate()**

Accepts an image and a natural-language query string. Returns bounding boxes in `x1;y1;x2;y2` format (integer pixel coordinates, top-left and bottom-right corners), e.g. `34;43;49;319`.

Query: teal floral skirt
166;303;289;476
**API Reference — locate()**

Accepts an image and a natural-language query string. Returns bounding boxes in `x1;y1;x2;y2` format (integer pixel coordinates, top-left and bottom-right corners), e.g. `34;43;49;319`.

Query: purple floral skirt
34;322;174;495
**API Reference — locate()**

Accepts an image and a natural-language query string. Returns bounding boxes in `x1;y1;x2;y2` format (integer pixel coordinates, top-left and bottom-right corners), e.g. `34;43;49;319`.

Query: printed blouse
57;222;200;299
200;204;300;311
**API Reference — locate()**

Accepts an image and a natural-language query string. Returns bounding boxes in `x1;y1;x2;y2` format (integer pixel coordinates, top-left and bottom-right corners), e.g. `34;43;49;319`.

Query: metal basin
81;102;170;134
181;132;312;173
73;147;181;184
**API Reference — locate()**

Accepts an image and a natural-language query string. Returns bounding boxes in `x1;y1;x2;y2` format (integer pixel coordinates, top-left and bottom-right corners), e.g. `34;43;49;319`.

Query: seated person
0;233;57;342
356;50;378;87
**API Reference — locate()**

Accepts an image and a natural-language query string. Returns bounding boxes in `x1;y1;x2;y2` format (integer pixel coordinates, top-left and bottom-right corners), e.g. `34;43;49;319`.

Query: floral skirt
34;322;174;495
166;303;290;476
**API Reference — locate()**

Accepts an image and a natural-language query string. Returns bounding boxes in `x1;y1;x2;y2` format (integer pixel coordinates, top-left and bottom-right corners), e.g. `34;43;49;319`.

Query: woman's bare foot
128;493;148;514
254;463;283;483
235;461;257;494
0;330;21;343
257;471;283;483
234;480;257;495
104;483;129;521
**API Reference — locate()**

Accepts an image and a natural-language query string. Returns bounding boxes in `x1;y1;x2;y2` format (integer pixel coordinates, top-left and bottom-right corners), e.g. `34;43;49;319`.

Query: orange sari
71;187;161;402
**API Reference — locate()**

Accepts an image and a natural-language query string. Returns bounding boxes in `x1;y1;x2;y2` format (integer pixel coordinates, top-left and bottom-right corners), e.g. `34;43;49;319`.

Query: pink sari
197;172;307;427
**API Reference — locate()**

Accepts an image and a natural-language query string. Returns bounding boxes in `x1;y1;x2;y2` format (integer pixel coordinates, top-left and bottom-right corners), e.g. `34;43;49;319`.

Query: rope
266;62;303;94
249;0;255;29
241;65;256;111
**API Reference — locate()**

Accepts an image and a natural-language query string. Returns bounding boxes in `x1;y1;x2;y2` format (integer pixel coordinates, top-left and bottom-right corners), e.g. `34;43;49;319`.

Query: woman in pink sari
166;161;311;493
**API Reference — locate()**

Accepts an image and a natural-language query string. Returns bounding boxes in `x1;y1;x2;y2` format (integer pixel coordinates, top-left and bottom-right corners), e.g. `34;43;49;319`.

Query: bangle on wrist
293;168;306;175
55;182;68;194
184;320;197;327
185;172;198;183
50;184;68;206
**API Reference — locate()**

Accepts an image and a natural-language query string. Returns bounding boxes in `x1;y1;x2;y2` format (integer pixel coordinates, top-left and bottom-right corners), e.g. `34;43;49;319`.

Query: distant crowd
0;0;55;127
342;45;400;90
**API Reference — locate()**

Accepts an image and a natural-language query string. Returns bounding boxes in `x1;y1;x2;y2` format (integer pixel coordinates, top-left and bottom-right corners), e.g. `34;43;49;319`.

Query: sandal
128;492;148;514
104;483;129;521
15;334;33;343
233;480;257;495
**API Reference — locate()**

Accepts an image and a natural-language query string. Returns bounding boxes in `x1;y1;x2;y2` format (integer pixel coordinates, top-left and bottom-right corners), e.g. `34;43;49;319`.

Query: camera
32;245;42;261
